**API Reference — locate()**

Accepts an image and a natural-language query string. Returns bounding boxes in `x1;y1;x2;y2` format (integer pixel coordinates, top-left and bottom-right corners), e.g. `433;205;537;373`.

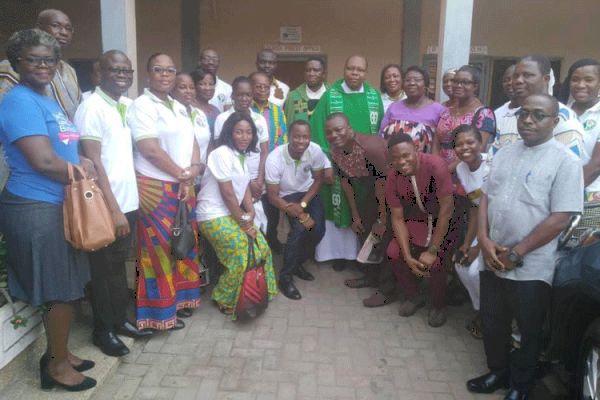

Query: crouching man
266;120;328;299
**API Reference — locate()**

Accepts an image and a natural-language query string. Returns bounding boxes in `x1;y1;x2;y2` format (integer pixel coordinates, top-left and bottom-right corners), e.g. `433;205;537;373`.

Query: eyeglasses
515;109;557;122
46;22;74;33
18;56;59;67
452;79;474;86
150;66;177;75
106;67;135;75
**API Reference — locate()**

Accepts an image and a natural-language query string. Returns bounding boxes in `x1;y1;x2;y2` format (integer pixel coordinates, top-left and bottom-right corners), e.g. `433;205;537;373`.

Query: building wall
198;0;403;86
420;0;600;78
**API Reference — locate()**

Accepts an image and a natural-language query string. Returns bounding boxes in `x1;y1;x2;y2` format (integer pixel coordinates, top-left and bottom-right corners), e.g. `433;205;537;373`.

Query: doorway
275;54;327;91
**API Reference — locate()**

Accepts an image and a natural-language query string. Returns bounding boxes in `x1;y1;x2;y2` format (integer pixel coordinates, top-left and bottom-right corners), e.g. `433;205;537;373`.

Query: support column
100;0;138;96
401;0;422;70
181;0;200;72
435;0;473;102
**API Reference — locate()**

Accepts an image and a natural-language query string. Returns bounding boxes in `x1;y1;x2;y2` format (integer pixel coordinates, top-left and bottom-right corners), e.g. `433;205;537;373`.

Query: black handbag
171;200;196;260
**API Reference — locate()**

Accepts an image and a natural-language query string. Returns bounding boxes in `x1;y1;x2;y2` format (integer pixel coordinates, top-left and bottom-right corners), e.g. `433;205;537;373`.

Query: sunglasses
515;109;557;122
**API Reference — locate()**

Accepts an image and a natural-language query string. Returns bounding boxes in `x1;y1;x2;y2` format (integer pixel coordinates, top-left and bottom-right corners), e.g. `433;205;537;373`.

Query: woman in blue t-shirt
0;29;96;392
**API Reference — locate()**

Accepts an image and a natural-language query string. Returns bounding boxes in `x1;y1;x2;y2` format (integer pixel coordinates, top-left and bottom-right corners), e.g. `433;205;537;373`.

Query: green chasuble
310;79;384;228
284;83;328;124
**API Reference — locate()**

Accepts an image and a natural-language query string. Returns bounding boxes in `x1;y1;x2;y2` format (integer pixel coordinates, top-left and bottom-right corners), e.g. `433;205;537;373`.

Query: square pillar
435;0;474;101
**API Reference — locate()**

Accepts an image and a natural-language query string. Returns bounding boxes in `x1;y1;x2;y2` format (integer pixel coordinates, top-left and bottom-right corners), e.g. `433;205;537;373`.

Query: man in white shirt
256;49;289;108
77;50;152;358
491;55;586;160
198;48;232;112
266;120;328;300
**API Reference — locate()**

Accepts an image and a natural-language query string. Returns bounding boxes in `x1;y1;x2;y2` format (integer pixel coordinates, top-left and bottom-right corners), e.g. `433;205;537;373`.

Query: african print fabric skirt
199;215;278;316
136;175;201;330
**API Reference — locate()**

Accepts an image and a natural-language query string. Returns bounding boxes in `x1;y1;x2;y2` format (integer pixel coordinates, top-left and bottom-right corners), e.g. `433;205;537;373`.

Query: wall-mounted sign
426;45;488;55
265;44;321;54
280;26;302;43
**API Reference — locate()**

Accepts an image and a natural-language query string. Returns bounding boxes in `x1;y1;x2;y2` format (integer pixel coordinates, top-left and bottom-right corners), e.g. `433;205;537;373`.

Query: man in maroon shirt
385;133;455;327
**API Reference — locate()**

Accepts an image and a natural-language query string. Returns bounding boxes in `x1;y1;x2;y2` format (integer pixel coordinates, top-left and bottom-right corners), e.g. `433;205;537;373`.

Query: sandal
466;314;483;339
344;277;371;289
218;305;233;315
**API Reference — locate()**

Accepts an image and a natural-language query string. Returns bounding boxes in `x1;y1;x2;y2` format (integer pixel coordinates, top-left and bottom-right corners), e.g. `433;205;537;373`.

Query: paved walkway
91;259;510;400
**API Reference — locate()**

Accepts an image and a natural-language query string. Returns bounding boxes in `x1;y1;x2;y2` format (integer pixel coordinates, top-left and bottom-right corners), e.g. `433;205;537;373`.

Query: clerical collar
341;81;364;94
306;84;326;99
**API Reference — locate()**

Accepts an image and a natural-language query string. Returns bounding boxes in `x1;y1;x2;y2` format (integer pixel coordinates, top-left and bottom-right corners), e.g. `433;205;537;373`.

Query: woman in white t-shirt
127;53;202;331
567;58;600;202
196;112;278;316
452;125;490;339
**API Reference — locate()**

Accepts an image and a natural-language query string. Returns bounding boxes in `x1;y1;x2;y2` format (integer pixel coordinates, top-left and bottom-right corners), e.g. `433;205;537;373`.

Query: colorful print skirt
135;175;201;330
198;215;277;317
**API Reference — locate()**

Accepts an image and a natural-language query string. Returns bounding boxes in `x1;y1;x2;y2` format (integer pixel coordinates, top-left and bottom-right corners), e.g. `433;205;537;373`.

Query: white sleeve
207;148;233;182
127;99;159;142
265;151;283;184
311;143;327;170
213;113;227;140
74;100;103;142
255;114;269;143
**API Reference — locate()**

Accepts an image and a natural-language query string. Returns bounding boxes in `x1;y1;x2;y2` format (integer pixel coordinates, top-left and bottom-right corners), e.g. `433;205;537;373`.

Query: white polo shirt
491;100;587;161
213;108;269;179
196;145;250;222
209;77;232;112
75;87;139;214
190;106;211;164
571;100;600;193
269;78;289;108
265;142;329;197
127;89;195;182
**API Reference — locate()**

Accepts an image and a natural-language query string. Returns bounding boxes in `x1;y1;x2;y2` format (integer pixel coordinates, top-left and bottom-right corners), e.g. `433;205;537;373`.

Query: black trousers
262;194;280;248
480;270;551;391
87;211;136;332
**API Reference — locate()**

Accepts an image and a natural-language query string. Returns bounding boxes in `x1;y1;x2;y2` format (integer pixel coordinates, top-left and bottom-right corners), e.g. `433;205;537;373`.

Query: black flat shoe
170;318;185;330
279;279;301;300
294;265;315;281
40;367;97;392
40;353;95;373
466;370;509;394
176;308;193;318
115;320;153;338
92;331;130;357
332;260;346;271
504;388;529;400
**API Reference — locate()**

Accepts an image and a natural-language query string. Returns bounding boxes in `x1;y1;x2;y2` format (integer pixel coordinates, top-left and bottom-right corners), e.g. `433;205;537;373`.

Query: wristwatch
300;201;307;209
426;244;439;256
240;214;251;223
508;249;524;268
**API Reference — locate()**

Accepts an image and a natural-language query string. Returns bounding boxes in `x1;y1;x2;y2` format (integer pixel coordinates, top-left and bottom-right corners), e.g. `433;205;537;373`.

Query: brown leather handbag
63;163;116;251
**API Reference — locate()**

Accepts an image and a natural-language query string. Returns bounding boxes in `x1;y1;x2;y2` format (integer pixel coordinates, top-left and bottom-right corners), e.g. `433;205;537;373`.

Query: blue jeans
280;193;325;281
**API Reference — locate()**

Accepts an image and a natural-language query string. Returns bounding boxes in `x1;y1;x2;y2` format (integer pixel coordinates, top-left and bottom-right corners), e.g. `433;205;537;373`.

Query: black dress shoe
332;260;346;271
92;331;130;357
40;353;95;373
115;320;153;338
170;318;185;330
466;370;509;393
294;265;315;281
279;279;301;300
504;388;529;400
176;308;193;318
40;367;97;392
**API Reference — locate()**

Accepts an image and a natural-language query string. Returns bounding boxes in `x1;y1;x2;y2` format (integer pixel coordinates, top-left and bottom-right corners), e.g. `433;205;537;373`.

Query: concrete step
0;318;133;400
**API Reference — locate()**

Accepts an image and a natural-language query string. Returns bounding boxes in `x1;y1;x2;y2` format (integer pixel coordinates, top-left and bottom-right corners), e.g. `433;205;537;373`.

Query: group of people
0;8;599;400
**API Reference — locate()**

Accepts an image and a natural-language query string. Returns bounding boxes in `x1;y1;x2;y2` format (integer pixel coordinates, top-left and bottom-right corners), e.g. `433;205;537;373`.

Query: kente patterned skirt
135;174;201;330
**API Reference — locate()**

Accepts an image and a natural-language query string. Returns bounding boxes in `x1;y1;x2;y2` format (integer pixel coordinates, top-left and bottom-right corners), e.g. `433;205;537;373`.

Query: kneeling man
266;120;328;299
